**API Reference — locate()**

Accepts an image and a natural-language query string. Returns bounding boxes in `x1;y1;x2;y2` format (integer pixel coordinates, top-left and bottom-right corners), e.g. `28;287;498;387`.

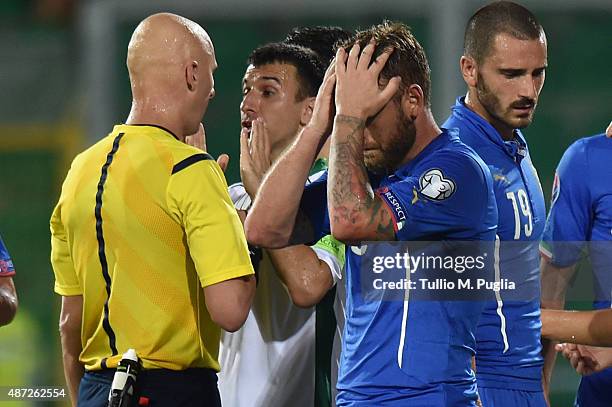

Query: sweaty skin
126;13;217;139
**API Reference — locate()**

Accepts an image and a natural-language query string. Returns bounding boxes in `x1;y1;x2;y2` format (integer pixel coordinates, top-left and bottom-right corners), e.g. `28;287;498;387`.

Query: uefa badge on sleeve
419;169;456;201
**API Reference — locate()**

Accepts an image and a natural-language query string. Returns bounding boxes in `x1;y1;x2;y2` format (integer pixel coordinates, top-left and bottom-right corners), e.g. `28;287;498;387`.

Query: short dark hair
247;42;325;101
464;1;544;64
340;21;431;107
284;26;352;64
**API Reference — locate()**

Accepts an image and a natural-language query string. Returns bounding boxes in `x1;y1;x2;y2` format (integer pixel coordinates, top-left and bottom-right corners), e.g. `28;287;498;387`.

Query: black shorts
78;367;221;407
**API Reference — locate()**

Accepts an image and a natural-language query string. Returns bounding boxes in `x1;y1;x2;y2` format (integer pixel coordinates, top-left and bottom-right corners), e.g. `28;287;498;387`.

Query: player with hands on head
247;21;498;406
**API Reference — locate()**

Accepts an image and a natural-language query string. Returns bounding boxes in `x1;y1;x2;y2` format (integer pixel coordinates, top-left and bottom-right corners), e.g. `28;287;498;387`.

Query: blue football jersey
540;134;612;407
444;97;546;392
0;234;15;277
302;129;498;406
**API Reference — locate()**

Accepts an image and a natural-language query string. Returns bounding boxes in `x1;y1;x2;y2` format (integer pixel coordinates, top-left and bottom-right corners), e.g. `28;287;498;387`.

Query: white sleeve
228;182;252;211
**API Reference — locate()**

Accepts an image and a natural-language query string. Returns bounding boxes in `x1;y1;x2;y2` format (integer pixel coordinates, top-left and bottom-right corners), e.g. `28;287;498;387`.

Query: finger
216;154;229;173
555;343;566;352
324;57;336;78
357;39;376;71
335;47;347;76
370;47;395;76
347;42;361;70
260;120;271;159
251;118;263;157
377;76;402;107
318;71;337;100
239;127;251;163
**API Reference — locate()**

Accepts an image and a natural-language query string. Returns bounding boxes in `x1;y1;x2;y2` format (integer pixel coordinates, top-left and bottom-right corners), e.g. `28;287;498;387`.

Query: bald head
127;13;213;81
126;13;217;136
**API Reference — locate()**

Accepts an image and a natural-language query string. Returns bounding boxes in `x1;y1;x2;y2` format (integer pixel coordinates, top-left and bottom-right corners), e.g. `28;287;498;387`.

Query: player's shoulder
424;131;491;182
558;134;605;170
564;133;609;156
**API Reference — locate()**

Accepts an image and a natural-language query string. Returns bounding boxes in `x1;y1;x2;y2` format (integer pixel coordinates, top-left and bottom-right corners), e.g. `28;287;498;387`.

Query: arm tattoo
330;115;395;240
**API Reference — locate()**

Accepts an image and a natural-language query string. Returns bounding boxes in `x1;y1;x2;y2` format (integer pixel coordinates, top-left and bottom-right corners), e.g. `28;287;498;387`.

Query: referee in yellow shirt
50;13;255;407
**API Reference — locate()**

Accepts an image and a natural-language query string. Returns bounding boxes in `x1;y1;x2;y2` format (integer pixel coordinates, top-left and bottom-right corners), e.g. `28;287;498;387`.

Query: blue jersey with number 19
444;97;546;394
302;129;497;406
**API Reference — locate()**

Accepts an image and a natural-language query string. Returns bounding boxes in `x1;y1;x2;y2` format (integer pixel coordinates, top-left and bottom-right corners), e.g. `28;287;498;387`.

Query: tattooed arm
327;41;400;244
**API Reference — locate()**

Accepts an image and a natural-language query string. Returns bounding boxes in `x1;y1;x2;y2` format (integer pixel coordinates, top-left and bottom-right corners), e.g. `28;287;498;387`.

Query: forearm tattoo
330;115;395;239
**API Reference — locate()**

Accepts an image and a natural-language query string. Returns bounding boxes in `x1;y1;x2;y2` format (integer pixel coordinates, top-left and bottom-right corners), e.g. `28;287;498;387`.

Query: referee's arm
59;295;83;407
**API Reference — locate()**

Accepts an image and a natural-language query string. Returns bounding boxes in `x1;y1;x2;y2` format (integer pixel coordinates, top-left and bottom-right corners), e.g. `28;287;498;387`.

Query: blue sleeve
377;151;495;240
0;234;15;276
301;171;330;241
541;139;591;267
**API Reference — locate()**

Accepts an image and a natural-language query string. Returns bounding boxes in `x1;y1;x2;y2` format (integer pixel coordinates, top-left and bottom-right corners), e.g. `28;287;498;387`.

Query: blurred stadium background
0;0;609;405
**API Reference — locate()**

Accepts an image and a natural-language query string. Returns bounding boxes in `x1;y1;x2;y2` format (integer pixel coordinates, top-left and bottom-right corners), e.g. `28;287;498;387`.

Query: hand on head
306;61;337;137
334;40;400;119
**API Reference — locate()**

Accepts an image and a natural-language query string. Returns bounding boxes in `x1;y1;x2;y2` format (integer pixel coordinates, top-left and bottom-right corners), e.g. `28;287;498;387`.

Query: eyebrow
242;75;283;88
259;76;282;85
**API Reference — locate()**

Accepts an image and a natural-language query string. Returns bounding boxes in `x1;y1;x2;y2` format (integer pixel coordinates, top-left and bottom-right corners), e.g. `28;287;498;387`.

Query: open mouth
241;119;252;130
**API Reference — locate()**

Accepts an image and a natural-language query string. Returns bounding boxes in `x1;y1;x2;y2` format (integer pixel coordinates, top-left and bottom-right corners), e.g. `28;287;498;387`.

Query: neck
400;109;442;166
465;90;514;141
126;99;185;141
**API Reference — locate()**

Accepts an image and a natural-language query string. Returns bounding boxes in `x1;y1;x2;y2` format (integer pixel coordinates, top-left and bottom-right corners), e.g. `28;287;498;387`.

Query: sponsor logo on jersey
419;169;456;200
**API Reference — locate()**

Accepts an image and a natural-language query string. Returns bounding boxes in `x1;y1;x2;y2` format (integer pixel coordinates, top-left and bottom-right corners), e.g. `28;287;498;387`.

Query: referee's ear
186;60;199;92
460;55;477;88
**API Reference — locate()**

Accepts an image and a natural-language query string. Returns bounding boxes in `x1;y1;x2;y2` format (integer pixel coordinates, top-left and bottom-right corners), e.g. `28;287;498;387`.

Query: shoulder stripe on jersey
172;153;214;174
95;132;124;357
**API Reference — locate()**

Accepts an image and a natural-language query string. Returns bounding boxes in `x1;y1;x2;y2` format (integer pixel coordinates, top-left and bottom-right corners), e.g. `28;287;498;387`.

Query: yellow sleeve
50;200;82;296
167;158;254;287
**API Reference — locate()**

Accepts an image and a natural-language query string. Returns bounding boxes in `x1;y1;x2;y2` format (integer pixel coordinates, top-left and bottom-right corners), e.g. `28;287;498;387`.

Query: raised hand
185;123;230;172
334;40;401;119
185;123;206;150
240;118;272;198
306;61;337;137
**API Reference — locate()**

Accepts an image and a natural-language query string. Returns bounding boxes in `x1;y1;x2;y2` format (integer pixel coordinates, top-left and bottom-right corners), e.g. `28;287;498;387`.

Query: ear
299;97;316;126
460;55;477;88
400;84;424;120
185;60;199;92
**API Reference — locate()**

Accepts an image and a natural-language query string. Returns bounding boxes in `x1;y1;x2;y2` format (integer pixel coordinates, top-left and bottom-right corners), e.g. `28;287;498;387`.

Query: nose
240;90;258;116
209;87;216;100
519;76;538;101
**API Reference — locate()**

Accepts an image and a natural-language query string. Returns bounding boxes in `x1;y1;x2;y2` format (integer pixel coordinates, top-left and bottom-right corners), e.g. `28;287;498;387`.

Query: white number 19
506;189;533;240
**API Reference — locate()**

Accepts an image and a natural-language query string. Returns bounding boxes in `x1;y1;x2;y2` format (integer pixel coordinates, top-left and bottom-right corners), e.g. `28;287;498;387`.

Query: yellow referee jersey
50;124;254;372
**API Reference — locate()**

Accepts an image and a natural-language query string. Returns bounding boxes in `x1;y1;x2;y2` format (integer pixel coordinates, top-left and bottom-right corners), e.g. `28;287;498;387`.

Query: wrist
335;110;367;121
301;124;328;144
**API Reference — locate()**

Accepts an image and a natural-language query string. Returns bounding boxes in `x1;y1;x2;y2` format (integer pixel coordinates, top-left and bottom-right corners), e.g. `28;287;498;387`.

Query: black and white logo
419;169;456;200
